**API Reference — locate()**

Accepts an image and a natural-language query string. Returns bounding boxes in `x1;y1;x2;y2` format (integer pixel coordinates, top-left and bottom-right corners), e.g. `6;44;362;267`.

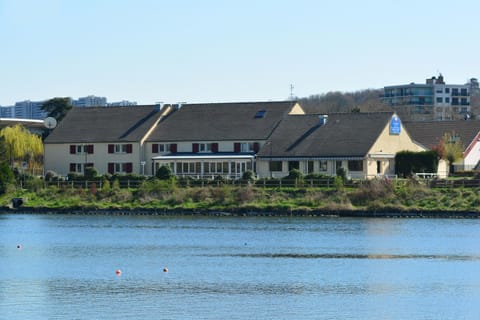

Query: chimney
176;102;186;110
155;101;164;111
319;115;328;126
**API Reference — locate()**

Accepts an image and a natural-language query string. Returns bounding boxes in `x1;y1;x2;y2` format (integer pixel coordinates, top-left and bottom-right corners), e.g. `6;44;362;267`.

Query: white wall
44;142;142;176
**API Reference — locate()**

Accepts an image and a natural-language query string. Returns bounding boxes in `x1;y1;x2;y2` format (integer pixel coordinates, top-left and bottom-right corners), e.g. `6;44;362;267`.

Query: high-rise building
72;95;108;107
0;105;14;118
108;100;138;107
383;75;473;121
13;100;47;120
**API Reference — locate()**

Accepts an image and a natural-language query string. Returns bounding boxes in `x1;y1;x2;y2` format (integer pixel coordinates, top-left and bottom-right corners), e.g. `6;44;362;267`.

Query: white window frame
114;144;128;153
114;163;127;173
240;142;254;152
76;145;87;154
199;143;212;153
319;160;327;172
158;144;171;152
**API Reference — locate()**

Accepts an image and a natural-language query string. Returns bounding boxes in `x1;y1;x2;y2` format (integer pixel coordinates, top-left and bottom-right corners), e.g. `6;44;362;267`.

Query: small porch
152;153;255;179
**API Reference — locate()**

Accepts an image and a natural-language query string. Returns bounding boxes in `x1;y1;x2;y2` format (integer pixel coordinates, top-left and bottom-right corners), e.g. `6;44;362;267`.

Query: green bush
395;151;439;177
84;167;98;180
242;170;256;183
156;165;174;180
0;163;14;194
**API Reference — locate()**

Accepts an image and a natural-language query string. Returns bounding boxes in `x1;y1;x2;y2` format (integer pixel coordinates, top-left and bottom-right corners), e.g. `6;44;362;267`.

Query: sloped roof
404;120;480;150
257;112;395;158
44;105;162;143
147;101;300;142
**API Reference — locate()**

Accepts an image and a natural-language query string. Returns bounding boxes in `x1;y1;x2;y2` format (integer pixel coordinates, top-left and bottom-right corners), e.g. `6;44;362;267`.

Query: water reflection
1;214;480;319
208;252;480;261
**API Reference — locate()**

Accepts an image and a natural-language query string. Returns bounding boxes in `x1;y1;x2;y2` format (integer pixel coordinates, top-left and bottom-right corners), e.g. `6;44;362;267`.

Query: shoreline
2;206;480;219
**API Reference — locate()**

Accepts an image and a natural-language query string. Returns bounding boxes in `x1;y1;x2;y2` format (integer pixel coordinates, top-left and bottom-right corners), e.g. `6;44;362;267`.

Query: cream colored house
256;112;425;179
44;105;171;176
145;101;304;177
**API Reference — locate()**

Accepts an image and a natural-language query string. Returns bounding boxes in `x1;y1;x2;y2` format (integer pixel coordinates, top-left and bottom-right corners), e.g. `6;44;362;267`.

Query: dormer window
255;110;266;118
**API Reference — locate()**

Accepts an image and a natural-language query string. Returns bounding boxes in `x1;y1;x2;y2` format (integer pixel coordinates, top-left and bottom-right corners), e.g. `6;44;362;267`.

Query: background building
383;75;474;121
13;100;48;120
72;95;107;107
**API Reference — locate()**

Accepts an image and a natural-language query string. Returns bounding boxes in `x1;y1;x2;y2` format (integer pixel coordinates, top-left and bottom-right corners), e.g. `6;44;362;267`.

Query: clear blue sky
1;0;479;106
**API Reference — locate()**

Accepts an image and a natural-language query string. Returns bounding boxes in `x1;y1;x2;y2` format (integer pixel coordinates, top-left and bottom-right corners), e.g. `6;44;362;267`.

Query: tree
0;136;9;164
41;97;72;122
0;162;14;194
0;125;44;173
431;131;464;173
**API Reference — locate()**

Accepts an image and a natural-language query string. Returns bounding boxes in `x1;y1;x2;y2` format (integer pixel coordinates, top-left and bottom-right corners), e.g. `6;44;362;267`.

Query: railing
35;176;480;190
415;173;438;179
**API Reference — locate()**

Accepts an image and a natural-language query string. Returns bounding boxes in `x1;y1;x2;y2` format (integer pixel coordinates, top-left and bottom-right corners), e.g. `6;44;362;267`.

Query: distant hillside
298;89;391;114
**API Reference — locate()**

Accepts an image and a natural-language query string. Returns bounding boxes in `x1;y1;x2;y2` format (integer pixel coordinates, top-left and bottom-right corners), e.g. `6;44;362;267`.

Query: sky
1;0;479;106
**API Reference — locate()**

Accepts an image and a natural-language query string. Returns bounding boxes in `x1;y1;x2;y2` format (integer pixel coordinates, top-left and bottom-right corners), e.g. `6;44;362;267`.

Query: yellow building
256;112;424;179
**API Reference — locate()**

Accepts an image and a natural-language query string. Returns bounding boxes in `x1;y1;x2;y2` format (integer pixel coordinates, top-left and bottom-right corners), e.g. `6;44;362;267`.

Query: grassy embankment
1;178;480;213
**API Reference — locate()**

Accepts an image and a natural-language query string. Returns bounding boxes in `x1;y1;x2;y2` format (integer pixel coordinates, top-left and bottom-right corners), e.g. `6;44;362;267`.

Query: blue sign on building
390;115;401;135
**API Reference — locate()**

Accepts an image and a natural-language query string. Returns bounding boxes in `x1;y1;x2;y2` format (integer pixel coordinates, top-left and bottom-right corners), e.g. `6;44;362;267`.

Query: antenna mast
289;84;295;100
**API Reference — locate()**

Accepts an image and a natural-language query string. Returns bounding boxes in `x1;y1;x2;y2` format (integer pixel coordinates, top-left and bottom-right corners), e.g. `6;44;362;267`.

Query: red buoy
163;267;168;273
115;269;122;276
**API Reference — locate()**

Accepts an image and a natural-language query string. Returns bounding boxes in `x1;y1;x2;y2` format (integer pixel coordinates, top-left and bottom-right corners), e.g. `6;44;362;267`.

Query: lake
1;214;480;319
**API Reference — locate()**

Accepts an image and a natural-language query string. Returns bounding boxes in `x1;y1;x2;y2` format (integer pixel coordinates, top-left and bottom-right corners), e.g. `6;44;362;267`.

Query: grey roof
404;120;480;150
44;106;163;143
147;101;299;142
257;112;395;158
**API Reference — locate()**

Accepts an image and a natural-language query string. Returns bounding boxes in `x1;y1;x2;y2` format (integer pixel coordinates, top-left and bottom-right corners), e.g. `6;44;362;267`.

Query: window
197;143;211;152
69;162;94;173
109;144;132;154
436;97;443;103
445;97;450;103
234;142;259;153
269;161;282;172
307;161;314;174
254;110;267;118
461;88;468;96
115;144;127;153
70;144;94;154
461;98;468;105
452;98;459;105
108;162;132;174
288;161;299;171
319;160;327;171
348;160;363;171
241;143;253;152
152;143;171;153
445;88;450;94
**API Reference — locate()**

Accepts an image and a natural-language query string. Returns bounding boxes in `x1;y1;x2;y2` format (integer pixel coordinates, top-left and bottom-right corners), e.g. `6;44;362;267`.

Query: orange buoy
115;269;122;276
163;267;168;273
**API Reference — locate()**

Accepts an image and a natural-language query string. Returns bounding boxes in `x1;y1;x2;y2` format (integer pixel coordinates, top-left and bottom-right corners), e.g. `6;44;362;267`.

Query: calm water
1;214;480;319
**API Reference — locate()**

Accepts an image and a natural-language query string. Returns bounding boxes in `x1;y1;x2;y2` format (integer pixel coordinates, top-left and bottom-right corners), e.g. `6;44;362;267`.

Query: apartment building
383;75;475;121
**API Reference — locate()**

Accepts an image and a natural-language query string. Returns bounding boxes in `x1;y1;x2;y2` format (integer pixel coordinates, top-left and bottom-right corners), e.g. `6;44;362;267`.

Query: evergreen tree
41;97;73;122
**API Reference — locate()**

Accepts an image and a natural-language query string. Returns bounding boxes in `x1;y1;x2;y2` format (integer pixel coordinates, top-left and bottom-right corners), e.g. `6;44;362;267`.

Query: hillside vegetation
1;176;480;215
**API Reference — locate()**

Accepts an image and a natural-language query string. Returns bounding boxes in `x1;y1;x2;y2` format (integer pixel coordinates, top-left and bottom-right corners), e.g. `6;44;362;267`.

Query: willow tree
0;125;44;174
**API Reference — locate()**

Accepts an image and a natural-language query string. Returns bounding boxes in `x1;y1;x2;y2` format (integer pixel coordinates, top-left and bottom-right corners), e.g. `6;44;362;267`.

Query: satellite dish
44;117;57;129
